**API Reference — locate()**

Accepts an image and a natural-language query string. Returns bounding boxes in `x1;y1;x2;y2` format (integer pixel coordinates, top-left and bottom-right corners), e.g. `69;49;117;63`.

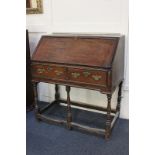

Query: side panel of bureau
112;36;125;91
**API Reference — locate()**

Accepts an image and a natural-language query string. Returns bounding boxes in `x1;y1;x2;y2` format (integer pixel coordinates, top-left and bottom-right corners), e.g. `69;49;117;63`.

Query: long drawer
31;63;108;87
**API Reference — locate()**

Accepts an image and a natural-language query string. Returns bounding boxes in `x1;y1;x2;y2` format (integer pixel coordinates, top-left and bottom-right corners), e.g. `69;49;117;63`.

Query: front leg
32;82;40;120
66;86;72;130
105;94;112;140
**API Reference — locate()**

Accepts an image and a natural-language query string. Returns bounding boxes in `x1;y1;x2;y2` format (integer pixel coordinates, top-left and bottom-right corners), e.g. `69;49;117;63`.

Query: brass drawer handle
83;71;91;77
71;72;80;78
37;68;45;74
55;70;63;76
92;75;102;81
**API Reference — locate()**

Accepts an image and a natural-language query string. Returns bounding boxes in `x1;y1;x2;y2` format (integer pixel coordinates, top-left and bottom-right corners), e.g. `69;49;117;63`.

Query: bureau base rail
35;99;119;138
71;122;105;136
58;99;116;114
36;113;67;126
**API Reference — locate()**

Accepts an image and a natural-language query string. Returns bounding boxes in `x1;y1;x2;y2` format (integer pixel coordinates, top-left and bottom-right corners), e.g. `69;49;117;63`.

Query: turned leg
116;81;123;113
105;94;112;139
66;86;72;129
55;84;60;101
32;82;40;120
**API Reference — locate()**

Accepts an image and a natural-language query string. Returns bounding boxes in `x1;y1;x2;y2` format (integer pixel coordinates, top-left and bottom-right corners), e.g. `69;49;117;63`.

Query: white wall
26;0;129;119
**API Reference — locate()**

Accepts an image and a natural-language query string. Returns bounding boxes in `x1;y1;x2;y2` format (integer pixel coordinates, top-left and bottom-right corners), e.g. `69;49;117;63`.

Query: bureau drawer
31;64;66;80
68;68;107;86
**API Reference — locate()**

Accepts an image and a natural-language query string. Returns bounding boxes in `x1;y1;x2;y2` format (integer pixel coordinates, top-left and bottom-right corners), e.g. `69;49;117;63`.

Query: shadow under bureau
31;34;125;139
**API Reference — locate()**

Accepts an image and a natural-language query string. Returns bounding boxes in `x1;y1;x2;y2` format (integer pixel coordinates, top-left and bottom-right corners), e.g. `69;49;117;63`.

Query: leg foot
36;116;41;122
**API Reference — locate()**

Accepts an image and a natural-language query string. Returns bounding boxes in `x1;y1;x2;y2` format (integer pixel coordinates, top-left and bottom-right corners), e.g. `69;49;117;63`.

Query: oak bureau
31;33;125;139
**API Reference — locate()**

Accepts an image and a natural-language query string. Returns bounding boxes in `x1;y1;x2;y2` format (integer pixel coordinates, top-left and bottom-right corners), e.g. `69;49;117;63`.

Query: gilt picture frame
26;0;43;14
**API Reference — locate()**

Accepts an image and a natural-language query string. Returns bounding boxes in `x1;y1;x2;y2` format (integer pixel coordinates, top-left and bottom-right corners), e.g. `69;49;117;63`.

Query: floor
27;103;129;155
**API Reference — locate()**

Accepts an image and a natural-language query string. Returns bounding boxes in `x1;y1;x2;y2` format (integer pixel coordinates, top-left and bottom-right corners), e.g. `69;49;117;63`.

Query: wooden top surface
32;35;120;68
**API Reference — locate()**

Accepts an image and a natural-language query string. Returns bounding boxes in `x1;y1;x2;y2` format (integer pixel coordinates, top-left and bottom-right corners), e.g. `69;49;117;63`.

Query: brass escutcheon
37;68;45;74
83;71;91;77
92;75;102;81
71;72;80;78
55;70;63;76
